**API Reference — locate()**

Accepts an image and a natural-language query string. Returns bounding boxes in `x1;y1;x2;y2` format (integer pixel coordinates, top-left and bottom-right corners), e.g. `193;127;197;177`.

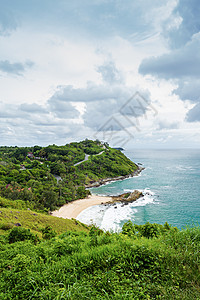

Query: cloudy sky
0;0;200;148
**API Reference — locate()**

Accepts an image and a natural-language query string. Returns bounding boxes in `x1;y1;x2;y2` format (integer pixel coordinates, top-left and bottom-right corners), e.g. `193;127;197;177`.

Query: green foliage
122;220;177;239
41;225;56;240
0;224;199;299
122;220;135;236
0;207;89;238
0;141;138;213
89;225;104;246
8;227;39;244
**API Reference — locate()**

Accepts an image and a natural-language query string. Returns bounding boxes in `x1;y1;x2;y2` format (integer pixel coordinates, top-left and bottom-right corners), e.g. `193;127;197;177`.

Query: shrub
0;222;14;230
8;227;39;244
41;225;56;240
89;225;103;246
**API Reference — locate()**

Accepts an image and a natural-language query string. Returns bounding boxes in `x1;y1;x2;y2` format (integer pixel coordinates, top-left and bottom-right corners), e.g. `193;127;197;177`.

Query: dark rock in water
15;223;21;227
114;206;117;209
111;190;143;205
113;147;124;151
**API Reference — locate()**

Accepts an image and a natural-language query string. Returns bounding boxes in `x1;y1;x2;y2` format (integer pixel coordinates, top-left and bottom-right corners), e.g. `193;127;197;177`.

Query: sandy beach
51;195;112;219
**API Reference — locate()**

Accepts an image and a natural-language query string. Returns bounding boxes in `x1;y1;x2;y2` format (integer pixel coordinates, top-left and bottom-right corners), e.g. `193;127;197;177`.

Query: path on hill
53;151;105;182
74;151;104;166
53;174;62;183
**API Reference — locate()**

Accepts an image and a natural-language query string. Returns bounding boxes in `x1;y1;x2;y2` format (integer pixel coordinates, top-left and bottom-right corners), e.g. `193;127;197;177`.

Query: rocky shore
105;190;144;206
85;166;144;188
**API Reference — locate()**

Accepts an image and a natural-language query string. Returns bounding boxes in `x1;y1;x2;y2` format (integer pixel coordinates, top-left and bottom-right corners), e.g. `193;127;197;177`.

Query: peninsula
0;139;140;213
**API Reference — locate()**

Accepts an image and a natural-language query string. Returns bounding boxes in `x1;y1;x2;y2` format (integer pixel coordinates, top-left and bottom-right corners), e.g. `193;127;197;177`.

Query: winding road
74;151;104;166
53;151;105;183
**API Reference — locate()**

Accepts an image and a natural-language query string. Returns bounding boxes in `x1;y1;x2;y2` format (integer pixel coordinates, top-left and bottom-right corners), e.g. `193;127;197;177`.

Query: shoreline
51;195;113;219
52;167;144;220
84;166;144;188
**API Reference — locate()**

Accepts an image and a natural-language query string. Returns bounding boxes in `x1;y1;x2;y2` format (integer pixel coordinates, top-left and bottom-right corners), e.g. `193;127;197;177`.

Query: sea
77;149;200;231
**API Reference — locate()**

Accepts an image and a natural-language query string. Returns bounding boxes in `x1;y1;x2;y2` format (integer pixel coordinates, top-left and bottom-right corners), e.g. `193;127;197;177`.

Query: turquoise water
77;149;200;231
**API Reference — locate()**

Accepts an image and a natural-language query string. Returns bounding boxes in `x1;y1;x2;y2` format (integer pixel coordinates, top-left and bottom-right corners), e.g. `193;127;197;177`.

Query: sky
0;0;200;148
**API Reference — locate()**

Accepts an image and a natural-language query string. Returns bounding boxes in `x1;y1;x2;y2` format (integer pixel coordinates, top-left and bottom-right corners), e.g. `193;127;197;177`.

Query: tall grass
0;223;199;299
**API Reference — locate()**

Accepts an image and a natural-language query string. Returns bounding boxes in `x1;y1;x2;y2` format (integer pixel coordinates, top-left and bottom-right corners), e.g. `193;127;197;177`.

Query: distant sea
77;149;200;231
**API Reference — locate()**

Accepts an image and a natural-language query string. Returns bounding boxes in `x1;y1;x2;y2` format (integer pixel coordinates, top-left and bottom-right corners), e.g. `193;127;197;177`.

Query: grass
0;207;89;237
0;222;199;299
0;196;34;210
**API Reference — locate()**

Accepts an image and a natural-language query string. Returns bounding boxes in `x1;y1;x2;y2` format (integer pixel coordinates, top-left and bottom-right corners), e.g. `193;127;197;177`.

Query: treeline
0;140;138;212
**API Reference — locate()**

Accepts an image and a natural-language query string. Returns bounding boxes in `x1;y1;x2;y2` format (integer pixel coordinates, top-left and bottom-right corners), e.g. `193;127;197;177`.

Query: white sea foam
167;165;195;171
77;188;156;232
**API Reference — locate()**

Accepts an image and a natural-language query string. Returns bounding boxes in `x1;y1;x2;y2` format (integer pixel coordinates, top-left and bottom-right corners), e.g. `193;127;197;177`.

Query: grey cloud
174;79;200;102
83;89;151;131
20;103;47;113
0;60;34;76
48;97;80;119
186;103;200;122
0;103;27;119
97;61;124;85
139;34;200;79
157;120;179;130
0;9;18;35
49;63;151;132
163;0;200;49
0;102;83;146
0;60;152;145
0;0;172;46
50;82;127;103
139;30;200;122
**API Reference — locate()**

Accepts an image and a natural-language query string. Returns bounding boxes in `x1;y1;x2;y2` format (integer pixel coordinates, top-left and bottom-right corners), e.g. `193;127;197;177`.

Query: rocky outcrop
85;167;144;188
105;190;143;205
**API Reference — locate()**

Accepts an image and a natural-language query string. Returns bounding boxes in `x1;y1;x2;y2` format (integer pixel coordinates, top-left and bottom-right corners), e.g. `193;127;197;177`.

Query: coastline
85;166;144;188
52;167;144;220
51;195;112;219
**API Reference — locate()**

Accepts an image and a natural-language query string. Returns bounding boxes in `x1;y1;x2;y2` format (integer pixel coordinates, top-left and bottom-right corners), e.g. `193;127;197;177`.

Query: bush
0;222;14;230
122;221;174;239
41;225;56;240
8;227;39;244
122;220;135;236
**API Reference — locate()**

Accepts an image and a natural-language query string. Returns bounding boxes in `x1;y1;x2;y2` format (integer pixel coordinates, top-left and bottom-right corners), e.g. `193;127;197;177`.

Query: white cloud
0;0;199;147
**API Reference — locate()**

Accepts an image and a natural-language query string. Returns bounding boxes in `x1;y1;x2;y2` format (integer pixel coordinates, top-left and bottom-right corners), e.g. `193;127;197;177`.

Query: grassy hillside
0;222;199;299
0;206;88;237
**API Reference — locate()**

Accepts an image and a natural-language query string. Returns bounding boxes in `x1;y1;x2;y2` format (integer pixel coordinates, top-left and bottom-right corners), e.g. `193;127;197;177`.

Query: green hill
0;140;138;212
0;207;88;237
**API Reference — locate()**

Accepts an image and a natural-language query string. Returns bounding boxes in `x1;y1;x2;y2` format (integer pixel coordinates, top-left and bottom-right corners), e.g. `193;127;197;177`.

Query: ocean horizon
77;149;200;231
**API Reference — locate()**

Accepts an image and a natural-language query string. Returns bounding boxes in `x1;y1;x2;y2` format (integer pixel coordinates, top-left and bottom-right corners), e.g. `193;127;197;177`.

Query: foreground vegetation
0;140;137;212
0;221;199;299
0;205;88;237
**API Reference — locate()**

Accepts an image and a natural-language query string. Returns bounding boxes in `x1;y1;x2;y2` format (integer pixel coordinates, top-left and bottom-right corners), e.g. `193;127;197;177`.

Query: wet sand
51;195;111;219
